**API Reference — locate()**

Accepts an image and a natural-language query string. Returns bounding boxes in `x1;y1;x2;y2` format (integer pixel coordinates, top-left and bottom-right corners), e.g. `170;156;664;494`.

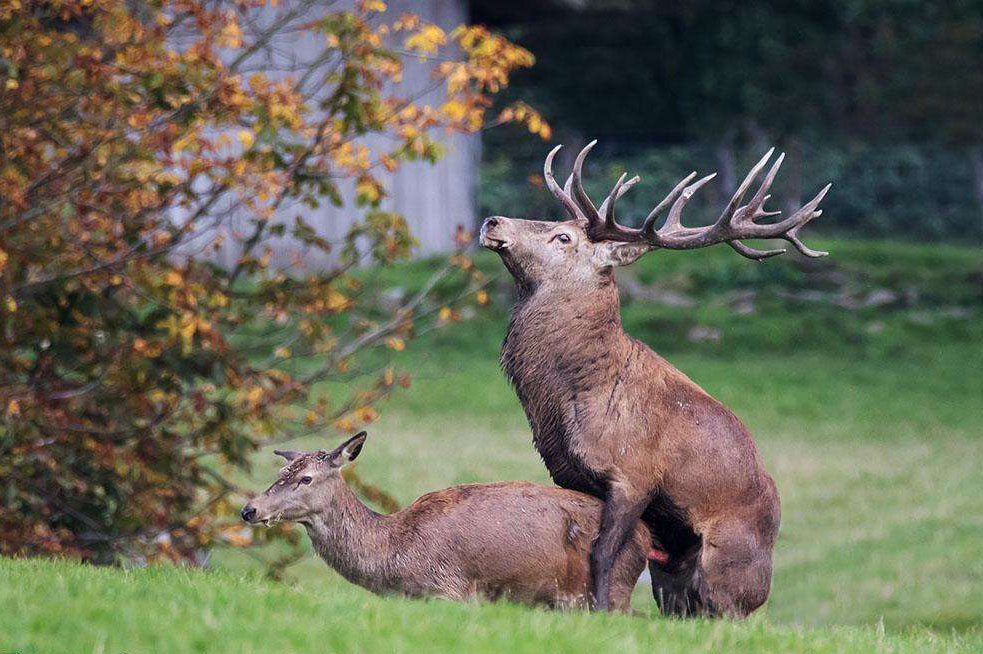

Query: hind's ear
330;431;367;466
274;449;303;462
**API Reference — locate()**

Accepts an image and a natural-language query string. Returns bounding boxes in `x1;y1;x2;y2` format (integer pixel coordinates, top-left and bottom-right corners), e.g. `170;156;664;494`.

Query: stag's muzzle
479;216;510;250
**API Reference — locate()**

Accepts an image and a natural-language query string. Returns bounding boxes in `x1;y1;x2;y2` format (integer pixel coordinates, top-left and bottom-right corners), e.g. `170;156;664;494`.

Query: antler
544;141;830;260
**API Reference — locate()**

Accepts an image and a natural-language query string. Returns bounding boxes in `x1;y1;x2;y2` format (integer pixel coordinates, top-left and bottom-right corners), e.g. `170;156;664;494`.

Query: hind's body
243;442;649;612
369;482;650;609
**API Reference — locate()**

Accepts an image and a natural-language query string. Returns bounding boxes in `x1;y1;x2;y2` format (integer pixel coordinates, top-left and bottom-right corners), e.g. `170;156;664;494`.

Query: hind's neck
304;484;396;593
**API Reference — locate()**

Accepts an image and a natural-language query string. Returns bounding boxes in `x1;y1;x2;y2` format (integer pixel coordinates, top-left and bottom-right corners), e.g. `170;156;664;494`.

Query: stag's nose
241;505;257;522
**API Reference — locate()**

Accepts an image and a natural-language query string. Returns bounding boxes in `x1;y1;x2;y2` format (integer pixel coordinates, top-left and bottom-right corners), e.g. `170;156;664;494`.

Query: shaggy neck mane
502;280;628;379
501;280;631;495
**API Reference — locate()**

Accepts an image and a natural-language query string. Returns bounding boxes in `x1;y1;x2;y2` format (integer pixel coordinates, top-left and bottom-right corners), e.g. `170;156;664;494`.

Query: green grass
4;238;982;652
3;557;981;654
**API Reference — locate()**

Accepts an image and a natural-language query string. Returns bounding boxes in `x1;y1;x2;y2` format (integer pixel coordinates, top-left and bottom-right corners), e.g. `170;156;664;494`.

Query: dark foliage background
474;0;983;242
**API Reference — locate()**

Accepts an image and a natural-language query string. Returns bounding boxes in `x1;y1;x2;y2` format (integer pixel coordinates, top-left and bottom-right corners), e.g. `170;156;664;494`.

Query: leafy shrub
0;0;542;564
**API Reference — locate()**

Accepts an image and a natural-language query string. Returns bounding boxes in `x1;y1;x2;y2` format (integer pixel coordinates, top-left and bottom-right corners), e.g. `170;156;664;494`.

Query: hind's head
240;432;366;526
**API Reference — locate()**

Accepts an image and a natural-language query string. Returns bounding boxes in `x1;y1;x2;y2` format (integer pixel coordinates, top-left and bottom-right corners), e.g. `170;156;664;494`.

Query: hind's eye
300;476;312;485
553;233;571;244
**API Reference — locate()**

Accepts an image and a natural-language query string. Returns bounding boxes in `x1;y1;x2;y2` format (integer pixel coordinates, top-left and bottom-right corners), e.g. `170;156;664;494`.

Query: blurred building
199;0;478;270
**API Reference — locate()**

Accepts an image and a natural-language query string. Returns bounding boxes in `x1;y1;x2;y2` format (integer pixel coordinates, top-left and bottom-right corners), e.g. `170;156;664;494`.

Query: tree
0;0;546;565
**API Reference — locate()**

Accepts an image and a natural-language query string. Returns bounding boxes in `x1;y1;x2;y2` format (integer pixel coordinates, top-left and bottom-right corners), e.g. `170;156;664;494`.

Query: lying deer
241;431;650;610
481;143;829;616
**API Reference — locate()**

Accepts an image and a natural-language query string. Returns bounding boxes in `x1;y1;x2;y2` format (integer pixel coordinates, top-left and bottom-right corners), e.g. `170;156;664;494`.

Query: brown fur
481;216;781;617
242;435;649;611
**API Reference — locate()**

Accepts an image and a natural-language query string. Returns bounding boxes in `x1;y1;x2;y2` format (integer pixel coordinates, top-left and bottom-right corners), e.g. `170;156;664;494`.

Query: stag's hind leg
649;552;709;617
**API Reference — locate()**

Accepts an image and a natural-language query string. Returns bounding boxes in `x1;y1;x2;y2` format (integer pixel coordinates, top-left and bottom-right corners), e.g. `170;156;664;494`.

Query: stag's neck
503;280;631;395
304;484;397;593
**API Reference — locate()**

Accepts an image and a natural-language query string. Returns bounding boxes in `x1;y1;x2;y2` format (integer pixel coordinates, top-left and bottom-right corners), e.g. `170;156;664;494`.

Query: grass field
3;239;981;653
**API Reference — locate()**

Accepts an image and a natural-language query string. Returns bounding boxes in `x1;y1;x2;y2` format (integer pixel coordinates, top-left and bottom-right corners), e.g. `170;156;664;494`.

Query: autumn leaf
404;24;446;55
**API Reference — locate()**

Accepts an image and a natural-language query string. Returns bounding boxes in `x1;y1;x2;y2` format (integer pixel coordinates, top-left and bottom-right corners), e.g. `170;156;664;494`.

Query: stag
480;142;829;616
241;431;650;611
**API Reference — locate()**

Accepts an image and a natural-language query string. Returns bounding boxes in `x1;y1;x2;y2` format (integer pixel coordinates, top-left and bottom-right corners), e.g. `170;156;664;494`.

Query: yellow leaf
178;313;196;354
477;290;489;305
325;289;350;312
5;296;16;312
360;0;386;12
334;417;355;433
6;400;20;417
384;337;405;352
439;307;451;321
237;130;255;149
382;369;395;387
404;25;446;55
274;346;291;358
163;270;182;286
246;387;264;408
440;100;467;122
305;410;318;427
355;178;382;205
354;406;379;423
0;249;6;273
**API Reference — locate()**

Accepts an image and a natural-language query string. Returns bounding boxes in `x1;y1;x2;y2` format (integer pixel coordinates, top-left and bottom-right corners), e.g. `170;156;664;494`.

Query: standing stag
480;142;829;616
241;431;650;610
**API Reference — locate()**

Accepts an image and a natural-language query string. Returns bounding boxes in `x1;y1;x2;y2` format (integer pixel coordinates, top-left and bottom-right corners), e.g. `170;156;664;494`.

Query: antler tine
544;145;584;222
728;240;787;260
716;147;774;229
737;152;784;223
786;219;829;257
598;172;642;227
641;172;697;234
597;172;626;224
755;183;831;237
663;173;717;234
571;140;601;226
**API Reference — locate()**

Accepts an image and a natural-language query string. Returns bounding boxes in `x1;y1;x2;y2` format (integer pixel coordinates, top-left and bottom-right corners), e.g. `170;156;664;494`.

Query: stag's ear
330;431;367;466
592;241;651;268
274;449;304;462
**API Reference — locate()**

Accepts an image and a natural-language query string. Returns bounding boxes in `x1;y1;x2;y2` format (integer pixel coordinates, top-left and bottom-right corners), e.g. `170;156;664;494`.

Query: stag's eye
300;476;312;485
552;233;571;244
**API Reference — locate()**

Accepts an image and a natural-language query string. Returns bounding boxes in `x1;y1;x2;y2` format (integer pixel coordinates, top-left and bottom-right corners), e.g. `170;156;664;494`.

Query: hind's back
394;481;650;609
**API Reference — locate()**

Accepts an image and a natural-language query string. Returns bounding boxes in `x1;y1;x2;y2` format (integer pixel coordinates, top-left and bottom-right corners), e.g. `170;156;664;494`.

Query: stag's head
240;432;366;526
481;141;830;295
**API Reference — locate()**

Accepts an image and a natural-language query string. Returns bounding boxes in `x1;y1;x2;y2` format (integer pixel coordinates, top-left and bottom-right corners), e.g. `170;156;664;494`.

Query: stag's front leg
590;484;650;611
